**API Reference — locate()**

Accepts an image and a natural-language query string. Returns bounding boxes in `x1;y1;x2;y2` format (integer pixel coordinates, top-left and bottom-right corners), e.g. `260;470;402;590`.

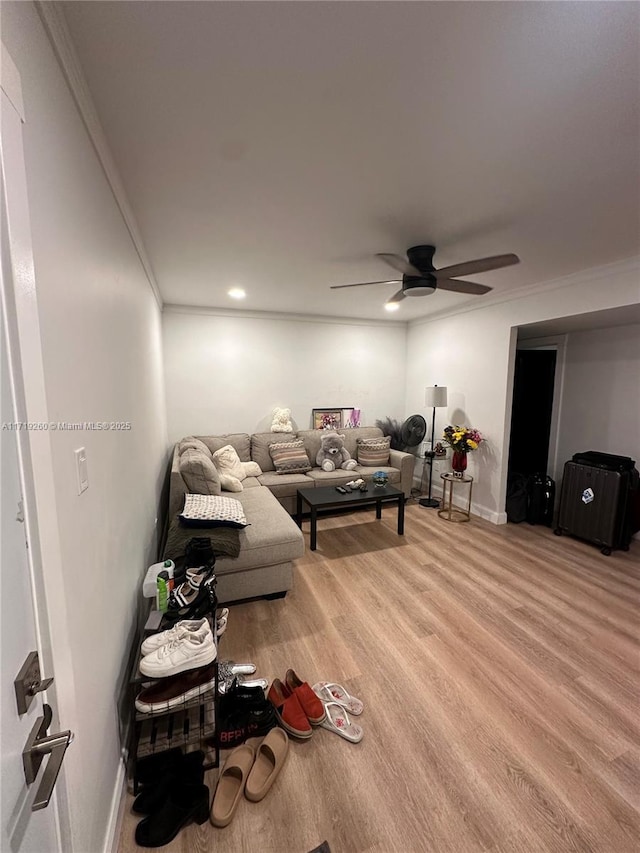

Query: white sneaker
140;618;210;657
140;630;217;678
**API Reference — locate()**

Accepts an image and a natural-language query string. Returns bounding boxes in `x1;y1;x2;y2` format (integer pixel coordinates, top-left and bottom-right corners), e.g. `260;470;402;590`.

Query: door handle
22;704;74;811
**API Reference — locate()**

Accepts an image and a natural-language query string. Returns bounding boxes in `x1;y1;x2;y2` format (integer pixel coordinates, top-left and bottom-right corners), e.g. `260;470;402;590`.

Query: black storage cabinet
555;451;638;555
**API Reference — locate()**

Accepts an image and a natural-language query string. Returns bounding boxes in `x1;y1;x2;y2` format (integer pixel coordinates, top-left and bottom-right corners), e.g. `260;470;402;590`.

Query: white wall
557;323;640;468
1;4;167;852
406;260;640;522
163;307;407;441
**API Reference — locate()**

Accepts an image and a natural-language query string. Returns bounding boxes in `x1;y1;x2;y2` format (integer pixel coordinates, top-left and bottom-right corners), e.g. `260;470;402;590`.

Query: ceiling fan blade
437;278;493;295
434;253;520;279
387;289;406;304
376;253;422;277
330;279;402;290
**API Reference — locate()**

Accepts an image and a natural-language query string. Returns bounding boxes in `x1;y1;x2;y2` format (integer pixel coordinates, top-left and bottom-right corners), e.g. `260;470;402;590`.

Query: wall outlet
74;447;88;494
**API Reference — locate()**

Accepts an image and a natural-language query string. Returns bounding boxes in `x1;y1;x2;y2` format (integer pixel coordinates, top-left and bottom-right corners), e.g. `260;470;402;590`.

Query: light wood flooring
119;501;640;853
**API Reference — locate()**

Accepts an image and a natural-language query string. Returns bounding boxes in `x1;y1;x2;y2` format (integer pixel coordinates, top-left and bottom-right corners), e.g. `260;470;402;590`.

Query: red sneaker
284;669;326;725
267;679;313;739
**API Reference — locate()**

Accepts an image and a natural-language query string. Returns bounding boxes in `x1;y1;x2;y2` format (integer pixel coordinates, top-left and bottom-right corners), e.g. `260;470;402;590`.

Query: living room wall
162;307;407;442
557;323;640;469
2;4;168;851
405;258;640;523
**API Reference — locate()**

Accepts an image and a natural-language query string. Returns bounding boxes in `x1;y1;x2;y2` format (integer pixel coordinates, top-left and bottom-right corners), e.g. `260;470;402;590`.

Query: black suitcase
555;452;638;555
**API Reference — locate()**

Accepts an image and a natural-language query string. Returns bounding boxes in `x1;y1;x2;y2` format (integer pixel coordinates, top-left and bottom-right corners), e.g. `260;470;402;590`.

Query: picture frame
312;408;343;430
342;408;361;429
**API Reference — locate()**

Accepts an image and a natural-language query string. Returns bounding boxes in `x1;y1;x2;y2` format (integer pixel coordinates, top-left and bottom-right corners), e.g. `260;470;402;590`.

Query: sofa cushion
257;471;314;498
305;469;356;487
251;432;295;472
180;494;248;528
196;434;251;462
179;449;221;495
356;436;391;466
296;429;324;467
353;465;401;486
178;437;212;457
269;440;312;474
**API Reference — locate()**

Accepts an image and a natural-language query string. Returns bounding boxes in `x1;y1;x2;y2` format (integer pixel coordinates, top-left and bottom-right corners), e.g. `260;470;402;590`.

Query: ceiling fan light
405;284;436;296
384;302;400;312
228;287;246;300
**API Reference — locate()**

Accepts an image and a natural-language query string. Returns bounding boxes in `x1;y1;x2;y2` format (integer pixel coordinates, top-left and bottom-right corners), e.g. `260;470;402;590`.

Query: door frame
1;42;75;852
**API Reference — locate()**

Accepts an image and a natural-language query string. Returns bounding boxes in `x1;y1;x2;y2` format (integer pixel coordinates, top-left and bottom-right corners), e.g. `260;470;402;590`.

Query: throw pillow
269;439;312;474
212;444;246;481
178;436;212;457
180;494;249;528
356;436;391;467
179;449;221;495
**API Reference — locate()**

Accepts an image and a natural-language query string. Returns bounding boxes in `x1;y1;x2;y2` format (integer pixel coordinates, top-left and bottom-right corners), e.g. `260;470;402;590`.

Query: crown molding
408;256;640;329
35;1;163;311
162;303;407;329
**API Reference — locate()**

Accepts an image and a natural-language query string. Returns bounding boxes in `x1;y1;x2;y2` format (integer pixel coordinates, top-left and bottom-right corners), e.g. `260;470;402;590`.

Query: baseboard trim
103;757;127;853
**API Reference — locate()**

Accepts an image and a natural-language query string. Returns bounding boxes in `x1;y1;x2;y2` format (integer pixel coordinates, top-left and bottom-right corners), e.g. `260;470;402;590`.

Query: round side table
438;472;473;523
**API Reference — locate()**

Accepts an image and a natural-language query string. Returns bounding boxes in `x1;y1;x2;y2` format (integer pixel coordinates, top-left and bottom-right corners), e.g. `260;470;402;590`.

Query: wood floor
119;501;640;853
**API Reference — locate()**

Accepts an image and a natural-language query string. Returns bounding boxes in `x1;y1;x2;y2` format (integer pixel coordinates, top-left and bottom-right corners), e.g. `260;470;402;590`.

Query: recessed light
384;302;400;312
228;288;246;300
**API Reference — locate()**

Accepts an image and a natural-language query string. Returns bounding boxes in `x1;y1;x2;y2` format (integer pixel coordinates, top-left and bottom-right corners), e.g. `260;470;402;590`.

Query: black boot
133;750;205;815
134;783;210;847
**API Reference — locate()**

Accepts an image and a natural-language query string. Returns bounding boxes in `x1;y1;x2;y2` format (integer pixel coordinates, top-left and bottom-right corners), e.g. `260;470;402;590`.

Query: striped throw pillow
356;436;391;467
269;440;312;474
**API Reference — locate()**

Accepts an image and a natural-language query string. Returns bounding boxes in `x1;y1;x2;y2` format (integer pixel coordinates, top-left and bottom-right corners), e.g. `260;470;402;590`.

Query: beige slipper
210;743;255;827
244;728;289;802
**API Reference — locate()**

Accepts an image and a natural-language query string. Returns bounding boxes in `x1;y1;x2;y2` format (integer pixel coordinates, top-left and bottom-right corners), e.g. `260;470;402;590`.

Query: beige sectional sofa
166;427;415;603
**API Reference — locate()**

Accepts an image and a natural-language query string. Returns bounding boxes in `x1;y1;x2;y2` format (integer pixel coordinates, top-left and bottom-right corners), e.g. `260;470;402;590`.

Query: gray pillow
178;437;212;457
179;449;221;495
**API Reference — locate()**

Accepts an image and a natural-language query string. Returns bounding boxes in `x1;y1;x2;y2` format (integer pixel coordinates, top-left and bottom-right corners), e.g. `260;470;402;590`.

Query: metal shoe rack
128;586;221;791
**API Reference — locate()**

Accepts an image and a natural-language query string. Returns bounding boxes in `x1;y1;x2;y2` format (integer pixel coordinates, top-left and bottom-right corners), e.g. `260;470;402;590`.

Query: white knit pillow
180;494;249;528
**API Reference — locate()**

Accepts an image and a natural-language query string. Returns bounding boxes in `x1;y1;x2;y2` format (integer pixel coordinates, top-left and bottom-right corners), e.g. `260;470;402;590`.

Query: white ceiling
61;1;640;322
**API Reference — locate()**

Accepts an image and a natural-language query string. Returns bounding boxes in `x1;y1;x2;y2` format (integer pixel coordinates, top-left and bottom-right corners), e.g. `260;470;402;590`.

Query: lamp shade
425;386;448;408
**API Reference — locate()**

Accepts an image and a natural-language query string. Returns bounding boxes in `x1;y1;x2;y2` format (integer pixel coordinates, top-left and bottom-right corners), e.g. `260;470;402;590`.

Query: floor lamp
419;384;448;508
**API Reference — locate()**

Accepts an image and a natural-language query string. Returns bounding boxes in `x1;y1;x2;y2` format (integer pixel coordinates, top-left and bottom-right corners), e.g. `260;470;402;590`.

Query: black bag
216;681;276;748
506;473;529;523
526;473;555;526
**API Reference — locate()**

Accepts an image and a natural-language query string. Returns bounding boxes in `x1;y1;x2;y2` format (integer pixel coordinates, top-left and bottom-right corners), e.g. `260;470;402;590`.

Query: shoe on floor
139;629;216;678
132;751;205;815
135;783;209;847
284;669;325;725
267;679;312;739
140;617;210;656
244;728;289;802
210;744;255;827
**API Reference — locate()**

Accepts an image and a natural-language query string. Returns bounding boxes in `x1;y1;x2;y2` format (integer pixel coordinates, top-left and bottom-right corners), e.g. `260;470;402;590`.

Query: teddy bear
271;407;293;433
316;432;358;472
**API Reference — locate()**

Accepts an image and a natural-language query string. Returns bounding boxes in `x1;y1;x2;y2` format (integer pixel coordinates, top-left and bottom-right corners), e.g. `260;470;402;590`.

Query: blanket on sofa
163;514;241;562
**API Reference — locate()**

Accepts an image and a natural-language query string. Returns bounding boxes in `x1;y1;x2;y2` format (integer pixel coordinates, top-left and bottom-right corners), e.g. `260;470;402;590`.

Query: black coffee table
296;484;405;551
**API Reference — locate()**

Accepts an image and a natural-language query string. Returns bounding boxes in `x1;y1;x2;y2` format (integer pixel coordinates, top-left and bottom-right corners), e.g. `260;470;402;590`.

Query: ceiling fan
331;245;520;303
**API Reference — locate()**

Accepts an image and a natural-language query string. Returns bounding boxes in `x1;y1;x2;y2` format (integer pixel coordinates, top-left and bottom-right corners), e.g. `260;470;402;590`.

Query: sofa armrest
168;444;187;521
389;449;417;497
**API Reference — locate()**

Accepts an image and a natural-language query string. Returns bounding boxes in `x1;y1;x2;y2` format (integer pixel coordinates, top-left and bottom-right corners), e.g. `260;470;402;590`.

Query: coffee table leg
310;507;317;551
296;493;302;527
398;495;405;535
376;500;382;520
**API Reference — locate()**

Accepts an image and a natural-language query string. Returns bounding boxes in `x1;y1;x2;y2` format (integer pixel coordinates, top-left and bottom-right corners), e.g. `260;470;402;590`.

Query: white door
1;45;73;853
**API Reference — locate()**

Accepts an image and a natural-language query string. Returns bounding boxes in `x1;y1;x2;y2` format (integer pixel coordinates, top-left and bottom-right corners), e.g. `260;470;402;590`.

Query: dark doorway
507;349;557;479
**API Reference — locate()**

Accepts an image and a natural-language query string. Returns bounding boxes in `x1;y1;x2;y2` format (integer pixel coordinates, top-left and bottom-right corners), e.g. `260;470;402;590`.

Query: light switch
74;447;88;495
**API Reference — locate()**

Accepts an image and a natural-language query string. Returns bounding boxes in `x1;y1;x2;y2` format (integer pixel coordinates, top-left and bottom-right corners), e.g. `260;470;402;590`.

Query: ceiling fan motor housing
403;245;437;295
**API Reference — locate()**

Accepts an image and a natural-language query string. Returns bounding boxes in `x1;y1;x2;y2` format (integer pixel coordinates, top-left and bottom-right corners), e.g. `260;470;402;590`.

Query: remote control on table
335;486;348;493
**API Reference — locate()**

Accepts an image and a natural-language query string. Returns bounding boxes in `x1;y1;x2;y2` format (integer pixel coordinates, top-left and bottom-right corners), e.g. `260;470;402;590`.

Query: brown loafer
210;743;255;827
245;728;289;802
